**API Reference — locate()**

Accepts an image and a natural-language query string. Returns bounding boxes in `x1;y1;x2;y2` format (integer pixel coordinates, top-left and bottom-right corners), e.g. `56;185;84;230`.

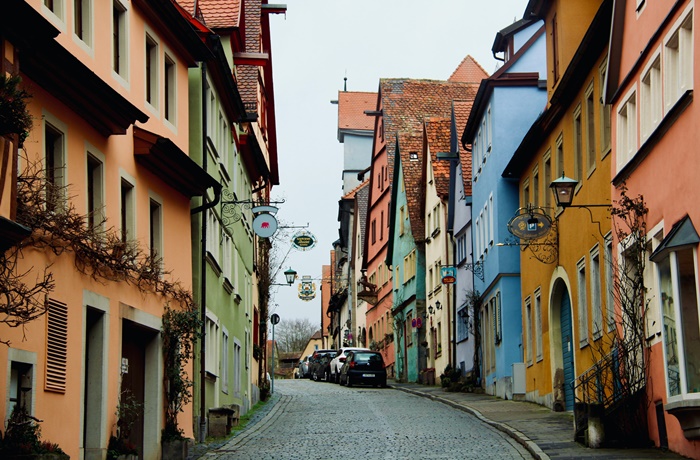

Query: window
221;329;229;394
74;0;92;46
145;33;158;108
657;246;700;397
577;258;589;347
45;121;66;211
399;205;405;236
551;14;560;83
164;53;176;124
585;82;596;172
556;132;564;179
617;90;637;170
543;150;552;210
605;235;615;332
664;7;693;111
457;307;469;342
403;249;416;282
641;54;662;143
406;312;413;346
86;152;104;232
599;61;612;155
535;288;543;360
525;296;533;365
522;178;530;208
573;104;583;181
222;232;232;283
371;219;376;245
120;178;134;243
44;0;64;21
457;234;467;263
532;166;540;207
488;194;494;246
112;1;128;78
380;210;384;241
205;316;219;375
149;197;163;262
591;246;603;339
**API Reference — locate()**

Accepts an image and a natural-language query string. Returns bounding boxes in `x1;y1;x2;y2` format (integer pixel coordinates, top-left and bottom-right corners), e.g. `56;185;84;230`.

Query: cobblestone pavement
195;379;534;460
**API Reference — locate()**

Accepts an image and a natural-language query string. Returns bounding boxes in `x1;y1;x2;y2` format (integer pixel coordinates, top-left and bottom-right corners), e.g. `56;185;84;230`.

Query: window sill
206;252;222;277
666;399;700;439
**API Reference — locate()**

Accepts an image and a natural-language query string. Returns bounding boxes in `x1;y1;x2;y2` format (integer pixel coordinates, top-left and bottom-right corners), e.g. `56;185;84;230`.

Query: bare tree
274;318;317;353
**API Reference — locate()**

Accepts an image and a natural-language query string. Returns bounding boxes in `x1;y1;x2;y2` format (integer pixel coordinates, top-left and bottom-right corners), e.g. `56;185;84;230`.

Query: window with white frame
664;6;693;112
605;234;615;332
222;231;232;283
525;296;533;365
522;178;530;208
112;0;128;79
535;288;543;360
164;53;176;125
120;177;135;243
486;106;492;155
577;257;589;347
221;328;229;393
599;61;612;155
457;306;469;342
641;54;662;143
457;234;467;263
488;194;494;246
591;245;603;339
149;197;163;263
205;316;219;376
44;119;67;212
533;166;540;207
74;0;92;47
233;340;241;394
616;90;637;170
585;81;596;172
573;103;583;181
206;209;220;263
399;205;405;236
86;151;104;233
543;150;552;210
145;32;159;109
656;245;700;397
556;132;564;178
44;0;65;22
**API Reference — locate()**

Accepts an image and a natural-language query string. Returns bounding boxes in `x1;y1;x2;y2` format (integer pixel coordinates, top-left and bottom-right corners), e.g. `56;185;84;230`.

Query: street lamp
435;301;442;310
271;267;298;286
549;174;610;210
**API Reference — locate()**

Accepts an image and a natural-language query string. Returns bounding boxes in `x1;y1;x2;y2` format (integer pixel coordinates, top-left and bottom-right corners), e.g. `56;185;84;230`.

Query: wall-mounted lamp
428;305;434;315
271;267;297;286
549;174;610;209
435;301;442;311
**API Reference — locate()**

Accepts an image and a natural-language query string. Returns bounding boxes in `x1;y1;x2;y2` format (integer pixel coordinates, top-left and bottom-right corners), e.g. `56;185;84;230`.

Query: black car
308;349;335;381
312;351;337;382
339;350;387;387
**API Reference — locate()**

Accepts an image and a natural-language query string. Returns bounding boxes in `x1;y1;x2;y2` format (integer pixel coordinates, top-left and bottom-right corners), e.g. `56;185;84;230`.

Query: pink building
606;0;700;457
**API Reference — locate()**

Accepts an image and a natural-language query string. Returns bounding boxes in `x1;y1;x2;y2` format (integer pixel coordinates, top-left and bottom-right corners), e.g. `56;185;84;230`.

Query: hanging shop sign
252;205;279;239
440;266;457;284
291;230;317;251
411;317;423;328
507;207;552;240
298;275;316;301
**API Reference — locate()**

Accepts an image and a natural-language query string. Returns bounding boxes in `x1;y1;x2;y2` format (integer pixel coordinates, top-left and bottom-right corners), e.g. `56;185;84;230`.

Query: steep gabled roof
338;91;376;136
397;131;426;242
453;101;474;198
355;181;370;253
448;55;490;83
424;117;453;200
177;0;242;29
379;79;479;189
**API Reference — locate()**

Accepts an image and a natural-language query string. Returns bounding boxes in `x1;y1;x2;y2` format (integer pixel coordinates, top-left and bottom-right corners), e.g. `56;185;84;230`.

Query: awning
650;215;700;262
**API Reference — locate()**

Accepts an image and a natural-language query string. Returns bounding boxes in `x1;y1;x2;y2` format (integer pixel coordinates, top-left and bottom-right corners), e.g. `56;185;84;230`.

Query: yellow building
503;0;614;419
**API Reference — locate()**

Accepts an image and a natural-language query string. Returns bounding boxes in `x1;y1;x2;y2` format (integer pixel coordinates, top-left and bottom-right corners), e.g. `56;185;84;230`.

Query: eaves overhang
133;127;220;198
2;0;148;136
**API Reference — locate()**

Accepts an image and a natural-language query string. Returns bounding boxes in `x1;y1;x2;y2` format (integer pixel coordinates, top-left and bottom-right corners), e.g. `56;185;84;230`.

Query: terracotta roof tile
338;91;376;132
448;55;490;83
178;0;242;29
379;78;479;188
397;131;426;240
453;101;473;197
238;0;261;107
424;117;452;199
343;178;369;200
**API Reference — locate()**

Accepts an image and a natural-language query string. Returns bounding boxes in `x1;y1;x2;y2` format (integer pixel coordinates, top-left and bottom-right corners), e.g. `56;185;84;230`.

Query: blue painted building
461;18;546;398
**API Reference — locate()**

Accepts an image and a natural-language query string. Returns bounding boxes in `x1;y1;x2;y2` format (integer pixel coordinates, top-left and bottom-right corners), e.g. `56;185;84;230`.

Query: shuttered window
45;299;68;393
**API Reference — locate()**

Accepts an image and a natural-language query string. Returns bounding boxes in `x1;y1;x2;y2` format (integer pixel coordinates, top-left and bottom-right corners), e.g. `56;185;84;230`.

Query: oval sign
253;213;278;238
507;211;552;240
291;230;317;251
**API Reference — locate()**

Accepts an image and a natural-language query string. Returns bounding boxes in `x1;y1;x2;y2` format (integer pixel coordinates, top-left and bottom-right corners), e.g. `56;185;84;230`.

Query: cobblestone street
196;379;533;459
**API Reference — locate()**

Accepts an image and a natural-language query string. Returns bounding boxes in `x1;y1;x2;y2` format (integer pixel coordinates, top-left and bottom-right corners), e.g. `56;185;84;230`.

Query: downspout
188;61;212;444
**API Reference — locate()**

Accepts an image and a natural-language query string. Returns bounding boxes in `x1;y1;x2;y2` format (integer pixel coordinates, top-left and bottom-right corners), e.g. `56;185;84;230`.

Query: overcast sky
266;1;528;330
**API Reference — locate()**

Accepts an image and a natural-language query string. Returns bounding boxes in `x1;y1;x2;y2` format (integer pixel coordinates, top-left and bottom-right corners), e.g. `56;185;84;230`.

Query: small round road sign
270;313;280;325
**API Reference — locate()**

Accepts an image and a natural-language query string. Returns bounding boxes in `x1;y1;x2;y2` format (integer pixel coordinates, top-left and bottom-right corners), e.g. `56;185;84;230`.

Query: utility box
208;405;240;437
512;362;526;398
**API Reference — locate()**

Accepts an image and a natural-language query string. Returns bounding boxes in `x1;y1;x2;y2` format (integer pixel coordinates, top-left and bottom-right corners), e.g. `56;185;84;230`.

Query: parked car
312;350;337;382
298;354;312;378
339;350;387;387
308;349;335;381
329;347;370;383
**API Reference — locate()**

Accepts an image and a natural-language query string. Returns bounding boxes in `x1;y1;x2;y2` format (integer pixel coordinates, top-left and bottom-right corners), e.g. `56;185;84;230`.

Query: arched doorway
551;278;575;412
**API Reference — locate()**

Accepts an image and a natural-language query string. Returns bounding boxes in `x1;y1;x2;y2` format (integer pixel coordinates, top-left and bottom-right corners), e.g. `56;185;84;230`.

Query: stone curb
391;385;550;460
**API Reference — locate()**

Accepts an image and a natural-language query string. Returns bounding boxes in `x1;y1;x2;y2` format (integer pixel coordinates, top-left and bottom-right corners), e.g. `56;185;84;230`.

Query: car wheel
324;371;329;382
346;377;353;387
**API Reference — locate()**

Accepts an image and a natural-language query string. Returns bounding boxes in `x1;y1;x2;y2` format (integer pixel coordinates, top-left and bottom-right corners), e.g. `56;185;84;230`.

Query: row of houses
0;0;287;458
322;0;700;457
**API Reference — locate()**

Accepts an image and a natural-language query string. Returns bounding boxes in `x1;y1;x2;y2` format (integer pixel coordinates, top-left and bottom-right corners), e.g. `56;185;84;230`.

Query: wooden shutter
45;298;68;392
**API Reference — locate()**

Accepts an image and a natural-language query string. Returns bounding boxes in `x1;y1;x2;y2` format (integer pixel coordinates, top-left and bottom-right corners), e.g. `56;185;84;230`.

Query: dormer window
409;152;418;161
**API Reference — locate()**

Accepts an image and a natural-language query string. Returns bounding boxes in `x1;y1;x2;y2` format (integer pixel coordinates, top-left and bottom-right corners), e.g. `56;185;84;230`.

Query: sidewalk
390;381;689;459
